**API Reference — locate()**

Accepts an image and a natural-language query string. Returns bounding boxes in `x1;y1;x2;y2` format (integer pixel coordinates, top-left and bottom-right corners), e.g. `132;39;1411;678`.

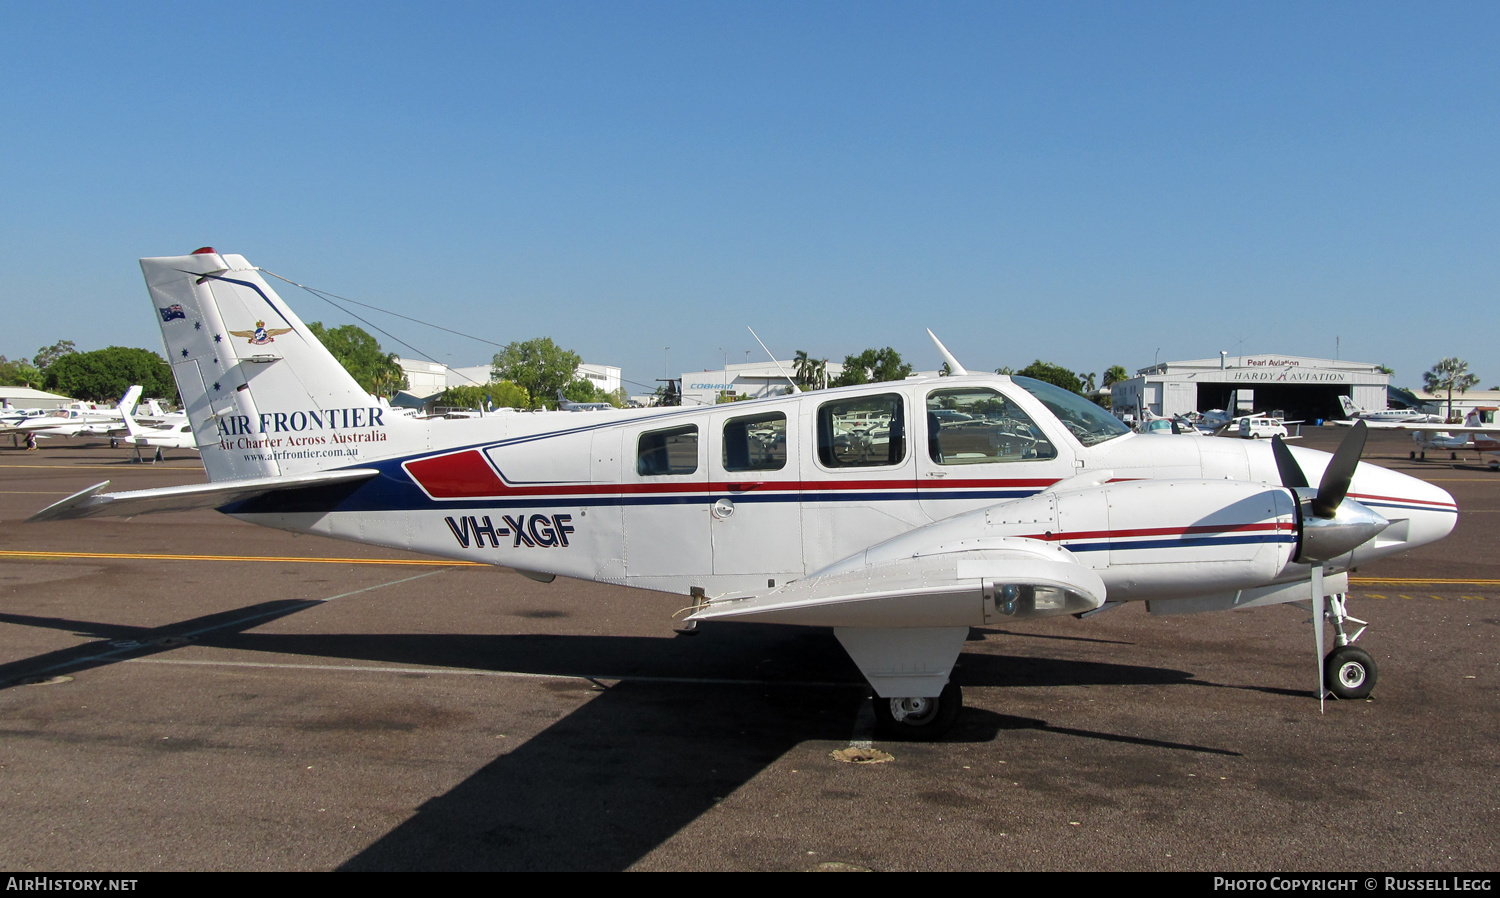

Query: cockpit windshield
1012;376;1131;447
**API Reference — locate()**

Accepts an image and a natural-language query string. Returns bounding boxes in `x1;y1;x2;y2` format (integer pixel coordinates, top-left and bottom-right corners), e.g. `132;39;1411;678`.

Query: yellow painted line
0;549;482;566
1352;577;1500;585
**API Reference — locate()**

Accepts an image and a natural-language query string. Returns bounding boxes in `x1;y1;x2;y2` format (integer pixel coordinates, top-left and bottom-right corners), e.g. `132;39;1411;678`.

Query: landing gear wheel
872;681;962;741
1325;646;1377;700
110;438;118;449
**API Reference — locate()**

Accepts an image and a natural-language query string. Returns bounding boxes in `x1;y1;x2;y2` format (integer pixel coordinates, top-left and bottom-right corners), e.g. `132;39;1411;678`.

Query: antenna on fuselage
927;329;968;376
747;327;802;394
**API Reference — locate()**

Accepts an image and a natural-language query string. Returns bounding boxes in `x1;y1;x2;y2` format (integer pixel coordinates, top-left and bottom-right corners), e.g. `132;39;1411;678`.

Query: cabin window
723;412;787;472
817;394;905;468
926;388;1057;464
637;424;698;475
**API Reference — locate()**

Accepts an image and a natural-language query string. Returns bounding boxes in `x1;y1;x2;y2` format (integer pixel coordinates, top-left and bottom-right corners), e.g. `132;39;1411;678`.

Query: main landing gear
1321;592;1377;700
872;682;963;741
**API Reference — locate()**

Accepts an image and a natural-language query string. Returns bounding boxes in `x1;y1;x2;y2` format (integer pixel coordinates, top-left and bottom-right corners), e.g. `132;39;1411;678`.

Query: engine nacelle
856;479;1302;604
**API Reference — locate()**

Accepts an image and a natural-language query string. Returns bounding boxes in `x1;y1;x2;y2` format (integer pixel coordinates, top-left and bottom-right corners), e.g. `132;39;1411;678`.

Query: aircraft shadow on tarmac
0;601;1246;871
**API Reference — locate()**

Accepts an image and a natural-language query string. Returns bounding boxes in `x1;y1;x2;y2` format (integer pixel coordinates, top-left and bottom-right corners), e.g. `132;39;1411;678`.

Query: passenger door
707;406;802;584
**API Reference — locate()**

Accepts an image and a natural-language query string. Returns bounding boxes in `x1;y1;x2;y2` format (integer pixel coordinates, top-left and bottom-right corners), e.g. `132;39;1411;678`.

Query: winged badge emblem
229;320;293;345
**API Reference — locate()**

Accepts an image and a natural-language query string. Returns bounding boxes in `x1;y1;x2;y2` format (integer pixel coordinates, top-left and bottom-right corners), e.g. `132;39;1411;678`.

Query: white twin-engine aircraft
31;250;1460;739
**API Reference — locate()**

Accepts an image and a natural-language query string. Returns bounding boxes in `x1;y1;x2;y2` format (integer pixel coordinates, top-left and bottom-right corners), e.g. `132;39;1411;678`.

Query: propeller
1271;421;1387;564
1269;421;1388;708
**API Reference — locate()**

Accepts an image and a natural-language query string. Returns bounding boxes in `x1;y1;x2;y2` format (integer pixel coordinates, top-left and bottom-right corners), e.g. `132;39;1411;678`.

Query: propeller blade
1312;564;1326;712
1312;421;1367;518
1271;436;1309;490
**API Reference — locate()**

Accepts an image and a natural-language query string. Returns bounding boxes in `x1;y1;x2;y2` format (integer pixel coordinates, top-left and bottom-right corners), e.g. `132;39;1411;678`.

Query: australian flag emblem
159;304;187;322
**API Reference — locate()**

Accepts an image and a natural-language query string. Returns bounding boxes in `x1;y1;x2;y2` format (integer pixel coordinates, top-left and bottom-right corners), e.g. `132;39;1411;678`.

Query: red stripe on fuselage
403;450;508;498
1348;491;1457;510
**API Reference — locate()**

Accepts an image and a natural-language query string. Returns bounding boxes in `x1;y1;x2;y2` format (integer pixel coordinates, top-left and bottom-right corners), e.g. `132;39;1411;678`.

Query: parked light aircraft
1336;395;1442;425
119;402;199;461
556;389;614;412
17;387;142;440
29;250;1460;738
12;394;135;437
1393;407;1500;469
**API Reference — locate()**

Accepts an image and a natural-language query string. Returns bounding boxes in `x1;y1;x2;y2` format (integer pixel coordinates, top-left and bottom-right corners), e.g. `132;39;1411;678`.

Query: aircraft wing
28;469;380;522
687;536;1105;628
1394;424;1500;433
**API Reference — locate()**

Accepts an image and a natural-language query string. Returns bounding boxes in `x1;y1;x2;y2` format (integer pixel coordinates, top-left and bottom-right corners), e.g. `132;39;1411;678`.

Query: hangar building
1110;355;1391;422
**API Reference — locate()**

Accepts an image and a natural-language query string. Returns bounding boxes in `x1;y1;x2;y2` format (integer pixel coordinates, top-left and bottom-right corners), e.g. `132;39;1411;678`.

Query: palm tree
792;350;827;390
1423;357;1480;422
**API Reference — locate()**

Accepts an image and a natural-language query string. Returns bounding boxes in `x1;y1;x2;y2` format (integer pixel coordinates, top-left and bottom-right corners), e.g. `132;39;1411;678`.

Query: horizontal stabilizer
688;537;1105;628
28;468;380;522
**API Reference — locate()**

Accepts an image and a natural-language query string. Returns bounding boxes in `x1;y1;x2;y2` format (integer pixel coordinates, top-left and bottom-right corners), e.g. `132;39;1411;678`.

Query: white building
678;360;846;408
395;358;449;399
0;386;73;411
1412;388;1500;421
1111;354;1391;423
575;363;621;395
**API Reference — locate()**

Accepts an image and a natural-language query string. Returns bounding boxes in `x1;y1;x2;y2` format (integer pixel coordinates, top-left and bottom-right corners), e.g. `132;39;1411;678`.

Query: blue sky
2;2;1496;394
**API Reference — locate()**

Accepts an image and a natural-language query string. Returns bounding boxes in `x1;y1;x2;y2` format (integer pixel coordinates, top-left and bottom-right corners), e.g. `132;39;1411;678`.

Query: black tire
872;681;962;741
1325;646;1377;700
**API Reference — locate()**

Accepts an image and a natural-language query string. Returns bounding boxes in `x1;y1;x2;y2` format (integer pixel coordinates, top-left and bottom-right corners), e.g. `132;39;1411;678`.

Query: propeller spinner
1272;422;1390;563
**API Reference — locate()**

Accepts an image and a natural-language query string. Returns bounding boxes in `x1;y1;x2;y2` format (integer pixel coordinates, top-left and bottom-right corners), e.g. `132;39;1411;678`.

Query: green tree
1102;365;1129;387
562;377;619;406
830;347;912;387
0;357;44;388
1014;360;1084;394
43;347;176;402
492;337;582;409
438;381;528;411
306;322;408;397
1423;357;1481;422
32;340;77;371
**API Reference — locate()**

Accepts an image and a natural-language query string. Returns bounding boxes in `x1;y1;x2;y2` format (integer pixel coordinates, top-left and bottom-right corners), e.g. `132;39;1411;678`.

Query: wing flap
28;469;380;522
689;537;1105;628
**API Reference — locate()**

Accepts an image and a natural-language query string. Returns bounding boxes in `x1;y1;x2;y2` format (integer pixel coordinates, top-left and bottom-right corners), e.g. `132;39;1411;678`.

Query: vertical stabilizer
1338;395;1359;417
142;250;420;482
117;385;143;417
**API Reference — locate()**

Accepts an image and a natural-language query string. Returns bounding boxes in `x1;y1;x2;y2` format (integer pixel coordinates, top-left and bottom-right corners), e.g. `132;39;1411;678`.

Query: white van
1237;417;1288;439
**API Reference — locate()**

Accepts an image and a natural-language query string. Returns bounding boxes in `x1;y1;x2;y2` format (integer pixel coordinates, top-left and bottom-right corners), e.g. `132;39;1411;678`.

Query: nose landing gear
1320;592;1377;701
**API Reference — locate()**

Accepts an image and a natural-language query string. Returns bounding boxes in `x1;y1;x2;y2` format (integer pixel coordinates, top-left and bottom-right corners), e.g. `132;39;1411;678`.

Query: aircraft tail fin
120;405;146;439
141;249;419;482
116;386;142;417
1338;395;1359;417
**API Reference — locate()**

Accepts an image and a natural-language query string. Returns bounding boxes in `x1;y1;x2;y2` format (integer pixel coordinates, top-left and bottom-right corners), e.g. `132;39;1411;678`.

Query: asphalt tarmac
0;428;1494;872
